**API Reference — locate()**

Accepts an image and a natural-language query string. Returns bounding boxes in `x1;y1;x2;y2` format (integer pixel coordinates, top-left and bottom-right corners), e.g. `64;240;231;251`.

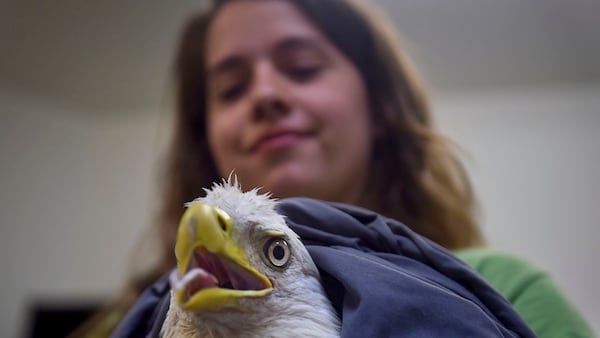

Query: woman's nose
250;63;291;122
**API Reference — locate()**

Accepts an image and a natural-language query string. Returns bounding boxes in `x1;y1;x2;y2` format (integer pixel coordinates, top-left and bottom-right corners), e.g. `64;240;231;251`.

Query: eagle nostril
218;217;228;231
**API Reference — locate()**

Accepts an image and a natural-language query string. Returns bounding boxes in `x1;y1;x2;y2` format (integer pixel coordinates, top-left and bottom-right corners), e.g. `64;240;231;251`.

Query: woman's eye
219;83;246;102
262;237;291;268
288;65;321;81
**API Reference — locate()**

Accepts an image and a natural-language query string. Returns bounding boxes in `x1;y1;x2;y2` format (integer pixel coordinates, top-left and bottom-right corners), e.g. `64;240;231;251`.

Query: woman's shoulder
454;247;595;338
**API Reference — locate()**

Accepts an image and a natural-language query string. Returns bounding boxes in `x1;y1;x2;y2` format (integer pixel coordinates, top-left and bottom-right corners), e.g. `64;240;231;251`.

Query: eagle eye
262;237;291;269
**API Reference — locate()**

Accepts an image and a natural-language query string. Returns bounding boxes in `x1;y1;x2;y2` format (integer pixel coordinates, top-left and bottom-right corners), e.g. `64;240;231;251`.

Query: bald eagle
161;181;341;338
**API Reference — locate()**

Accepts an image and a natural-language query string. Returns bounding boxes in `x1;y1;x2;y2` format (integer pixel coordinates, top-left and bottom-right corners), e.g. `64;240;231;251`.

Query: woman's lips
250;132;308;154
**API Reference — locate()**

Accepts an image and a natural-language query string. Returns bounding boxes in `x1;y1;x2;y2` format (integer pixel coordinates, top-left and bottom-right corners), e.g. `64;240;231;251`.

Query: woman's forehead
205;0;329;67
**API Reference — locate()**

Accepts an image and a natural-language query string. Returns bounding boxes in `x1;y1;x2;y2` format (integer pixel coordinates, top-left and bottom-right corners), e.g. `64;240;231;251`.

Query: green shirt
455;247;595;338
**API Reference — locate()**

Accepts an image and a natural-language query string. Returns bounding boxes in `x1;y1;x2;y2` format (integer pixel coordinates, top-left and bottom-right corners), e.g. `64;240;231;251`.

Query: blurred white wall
434;83;600;332
1;82;598;337
1;88;91;338
0;87;166;337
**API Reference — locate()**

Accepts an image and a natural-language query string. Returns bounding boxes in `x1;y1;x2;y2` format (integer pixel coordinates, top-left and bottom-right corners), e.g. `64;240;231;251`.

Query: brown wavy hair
72;0;483;335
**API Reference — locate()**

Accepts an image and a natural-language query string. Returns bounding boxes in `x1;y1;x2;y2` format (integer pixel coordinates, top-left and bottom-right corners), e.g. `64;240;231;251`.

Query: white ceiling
1;0;599;112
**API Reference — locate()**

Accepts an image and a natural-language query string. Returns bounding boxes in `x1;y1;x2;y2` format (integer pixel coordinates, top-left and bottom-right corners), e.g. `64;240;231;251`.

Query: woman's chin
237;159;330;199
259;172;323;200
263;181;315;199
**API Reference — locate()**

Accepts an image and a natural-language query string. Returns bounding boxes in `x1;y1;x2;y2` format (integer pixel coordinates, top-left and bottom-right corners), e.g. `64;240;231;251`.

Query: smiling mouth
251;132;308;154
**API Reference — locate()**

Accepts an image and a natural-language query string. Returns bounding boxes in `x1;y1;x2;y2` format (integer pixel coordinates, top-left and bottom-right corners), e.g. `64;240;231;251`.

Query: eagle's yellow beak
173;203;273;312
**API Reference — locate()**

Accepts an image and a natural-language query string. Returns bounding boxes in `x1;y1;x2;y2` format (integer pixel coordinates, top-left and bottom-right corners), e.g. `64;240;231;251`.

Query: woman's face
205;0;374;204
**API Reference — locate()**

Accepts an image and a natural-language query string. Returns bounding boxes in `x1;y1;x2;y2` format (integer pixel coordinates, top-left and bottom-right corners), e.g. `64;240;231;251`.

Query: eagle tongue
169;267;218;300
184;268;219;297
195;249;232;288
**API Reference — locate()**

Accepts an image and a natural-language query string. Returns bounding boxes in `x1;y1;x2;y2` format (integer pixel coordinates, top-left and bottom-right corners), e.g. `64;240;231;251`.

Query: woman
75;0;594;336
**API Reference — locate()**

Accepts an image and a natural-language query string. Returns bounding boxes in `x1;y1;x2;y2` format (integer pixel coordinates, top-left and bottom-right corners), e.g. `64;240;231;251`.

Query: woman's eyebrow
273;36;326;55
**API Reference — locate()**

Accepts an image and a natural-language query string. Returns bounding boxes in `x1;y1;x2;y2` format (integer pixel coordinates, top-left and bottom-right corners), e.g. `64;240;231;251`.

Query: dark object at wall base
27;301;99;338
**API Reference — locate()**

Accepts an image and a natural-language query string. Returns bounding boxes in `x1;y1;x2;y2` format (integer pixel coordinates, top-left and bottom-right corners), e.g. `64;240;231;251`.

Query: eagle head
161;180;340;338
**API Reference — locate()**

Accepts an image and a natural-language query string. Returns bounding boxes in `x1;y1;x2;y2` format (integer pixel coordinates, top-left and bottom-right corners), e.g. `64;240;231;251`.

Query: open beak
171;203;273;312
